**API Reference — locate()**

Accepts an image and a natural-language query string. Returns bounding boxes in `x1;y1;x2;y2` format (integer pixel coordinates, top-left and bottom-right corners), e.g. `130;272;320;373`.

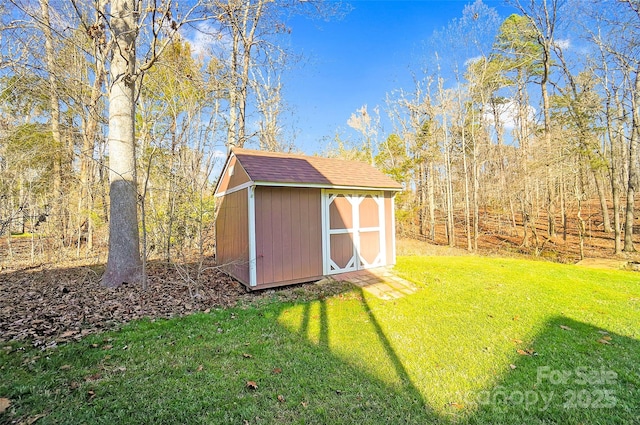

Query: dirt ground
401;199;640;264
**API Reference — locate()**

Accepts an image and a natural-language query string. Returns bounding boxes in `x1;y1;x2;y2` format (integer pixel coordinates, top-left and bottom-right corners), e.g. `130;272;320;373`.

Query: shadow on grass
278;286;640;424
2;282;639;424
463;316;640;424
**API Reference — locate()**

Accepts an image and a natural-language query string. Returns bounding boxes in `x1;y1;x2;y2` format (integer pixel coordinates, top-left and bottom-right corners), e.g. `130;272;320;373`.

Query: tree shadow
463;316;640;424
279;286;640;424
2;266;639;424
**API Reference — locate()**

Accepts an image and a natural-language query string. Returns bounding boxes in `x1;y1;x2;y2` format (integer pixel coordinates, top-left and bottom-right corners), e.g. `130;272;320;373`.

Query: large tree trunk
102;0;142;288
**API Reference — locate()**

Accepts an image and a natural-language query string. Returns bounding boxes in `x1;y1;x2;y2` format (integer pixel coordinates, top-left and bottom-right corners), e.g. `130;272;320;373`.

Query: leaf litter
0;261;247;348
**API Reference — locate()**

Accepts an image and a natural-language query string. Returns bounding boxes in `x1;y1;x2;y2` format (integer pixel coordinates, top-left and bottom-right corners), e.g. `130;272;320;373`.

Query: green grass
2;256;640;424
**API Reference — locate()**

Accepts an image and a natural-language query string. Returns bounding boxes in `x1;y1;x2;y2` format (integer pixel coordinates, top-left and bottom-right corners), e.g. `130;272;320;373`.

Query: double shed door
323;191;385;274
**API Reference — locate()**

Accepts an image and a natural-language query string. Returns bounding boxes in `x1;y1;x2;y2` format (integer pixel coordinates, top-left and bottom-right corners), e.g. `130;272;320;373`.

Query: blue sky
281;0;516;154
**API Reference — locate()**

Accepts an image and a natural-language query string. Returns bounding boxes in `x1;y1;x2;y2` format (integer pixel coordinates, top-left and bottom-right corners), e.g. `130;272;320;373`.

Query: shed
213;148;402;290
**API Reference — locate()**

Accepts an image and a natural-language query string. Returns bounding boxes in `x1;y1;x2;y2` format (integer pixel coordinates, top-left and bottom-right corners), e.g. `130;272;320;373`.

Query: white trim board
247;185;257;287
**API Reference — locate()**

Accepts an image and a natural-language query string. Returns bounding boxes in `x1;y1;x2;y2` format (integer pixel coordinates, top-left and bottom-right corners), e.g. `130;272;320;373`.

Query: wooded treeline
340;0;640;259
0;0;638;278
0;0;338;278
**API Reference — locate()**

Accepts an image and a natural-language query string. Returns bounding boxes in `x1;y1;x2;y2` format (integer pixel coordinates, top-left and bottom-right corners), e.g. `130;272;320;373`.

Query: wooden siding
360;231;381;265
329;195;353;229
384;191;395;265
216;155;251;194
359;195;380;228
330;233;355;269
215;188;250;284
254;187;323;286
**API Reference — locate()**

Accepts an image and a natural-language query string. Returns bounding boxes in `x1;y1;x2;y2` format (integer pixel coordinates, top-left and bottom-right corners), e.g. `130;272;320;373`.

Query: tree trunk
227;30;240;148
541;50;556;239
428;161;436;240
593;168;613;233
102;0;142;287
461;126;472;251
603;78;623;254
79;4;108;253
39;0;64;239
623;65;640;252
419;161;427;236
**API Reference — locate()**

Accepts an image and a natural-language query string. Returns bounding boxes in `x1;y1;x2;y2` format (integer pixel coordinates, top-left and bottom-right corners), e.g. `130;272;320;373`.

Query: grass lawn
2;255;640;424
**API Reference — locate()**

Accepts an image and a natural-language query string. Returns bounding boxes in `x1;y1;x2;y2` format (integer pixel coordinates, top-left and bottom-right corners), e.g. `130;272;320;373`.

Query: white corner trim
377;193;386;267
391;193;397;264
321;189;328;275
248;185;257;287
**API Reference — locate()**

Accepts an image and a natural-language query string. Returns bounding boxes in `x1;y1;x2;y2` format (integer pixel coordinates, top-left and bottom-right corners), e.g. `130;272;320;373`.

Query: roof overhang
215;180;402;198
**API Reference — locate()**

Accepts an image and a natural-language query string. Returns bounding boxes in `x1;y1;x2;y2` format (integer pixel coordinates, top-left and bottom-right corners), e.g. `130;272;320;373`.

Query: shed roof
229;148;403;190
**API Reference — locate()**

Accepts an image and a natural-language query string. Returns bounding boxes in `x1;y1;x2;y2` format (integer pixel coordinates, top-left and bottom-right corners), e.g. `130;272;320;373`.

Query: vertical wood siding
359;231;381;265
330;233;355;269
255;187;323;286
359;195;380;228
215;188;250;284
329;195;353;229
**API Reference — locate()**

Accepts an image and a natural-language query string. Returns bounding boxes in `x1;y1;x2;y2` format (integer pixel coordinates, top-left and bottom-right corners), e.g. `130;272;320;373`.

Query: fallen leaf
102;344;113;350
598;338;612;345
84;373;102;382
447;402;465;409
115;366;127;373
512;338;523;344
272;367;282;374
560;325;572;331
0;398;11;413
196;365;203;372
601;335;612;341
59;330;77;338
25;412;47;424
277;394;285;402
598;330;609;335
300;401;308;408
87;390;96;401
204;308;211;314
516;348;537;356
510;364;517;370
512;315;520;321
246;381;258;390
242;353;253;359
59;364;72;371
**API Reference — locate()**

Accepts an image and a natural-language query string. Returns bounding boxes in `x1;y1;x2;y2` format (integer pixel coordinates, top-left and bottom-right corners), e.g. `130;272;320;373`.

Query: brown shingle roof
232;148;402;190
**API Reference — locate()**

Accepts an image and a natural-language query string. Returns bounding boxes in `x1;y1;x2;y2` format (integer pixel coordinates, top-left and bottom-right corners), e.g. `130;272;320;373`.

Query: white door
323;191;385;275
